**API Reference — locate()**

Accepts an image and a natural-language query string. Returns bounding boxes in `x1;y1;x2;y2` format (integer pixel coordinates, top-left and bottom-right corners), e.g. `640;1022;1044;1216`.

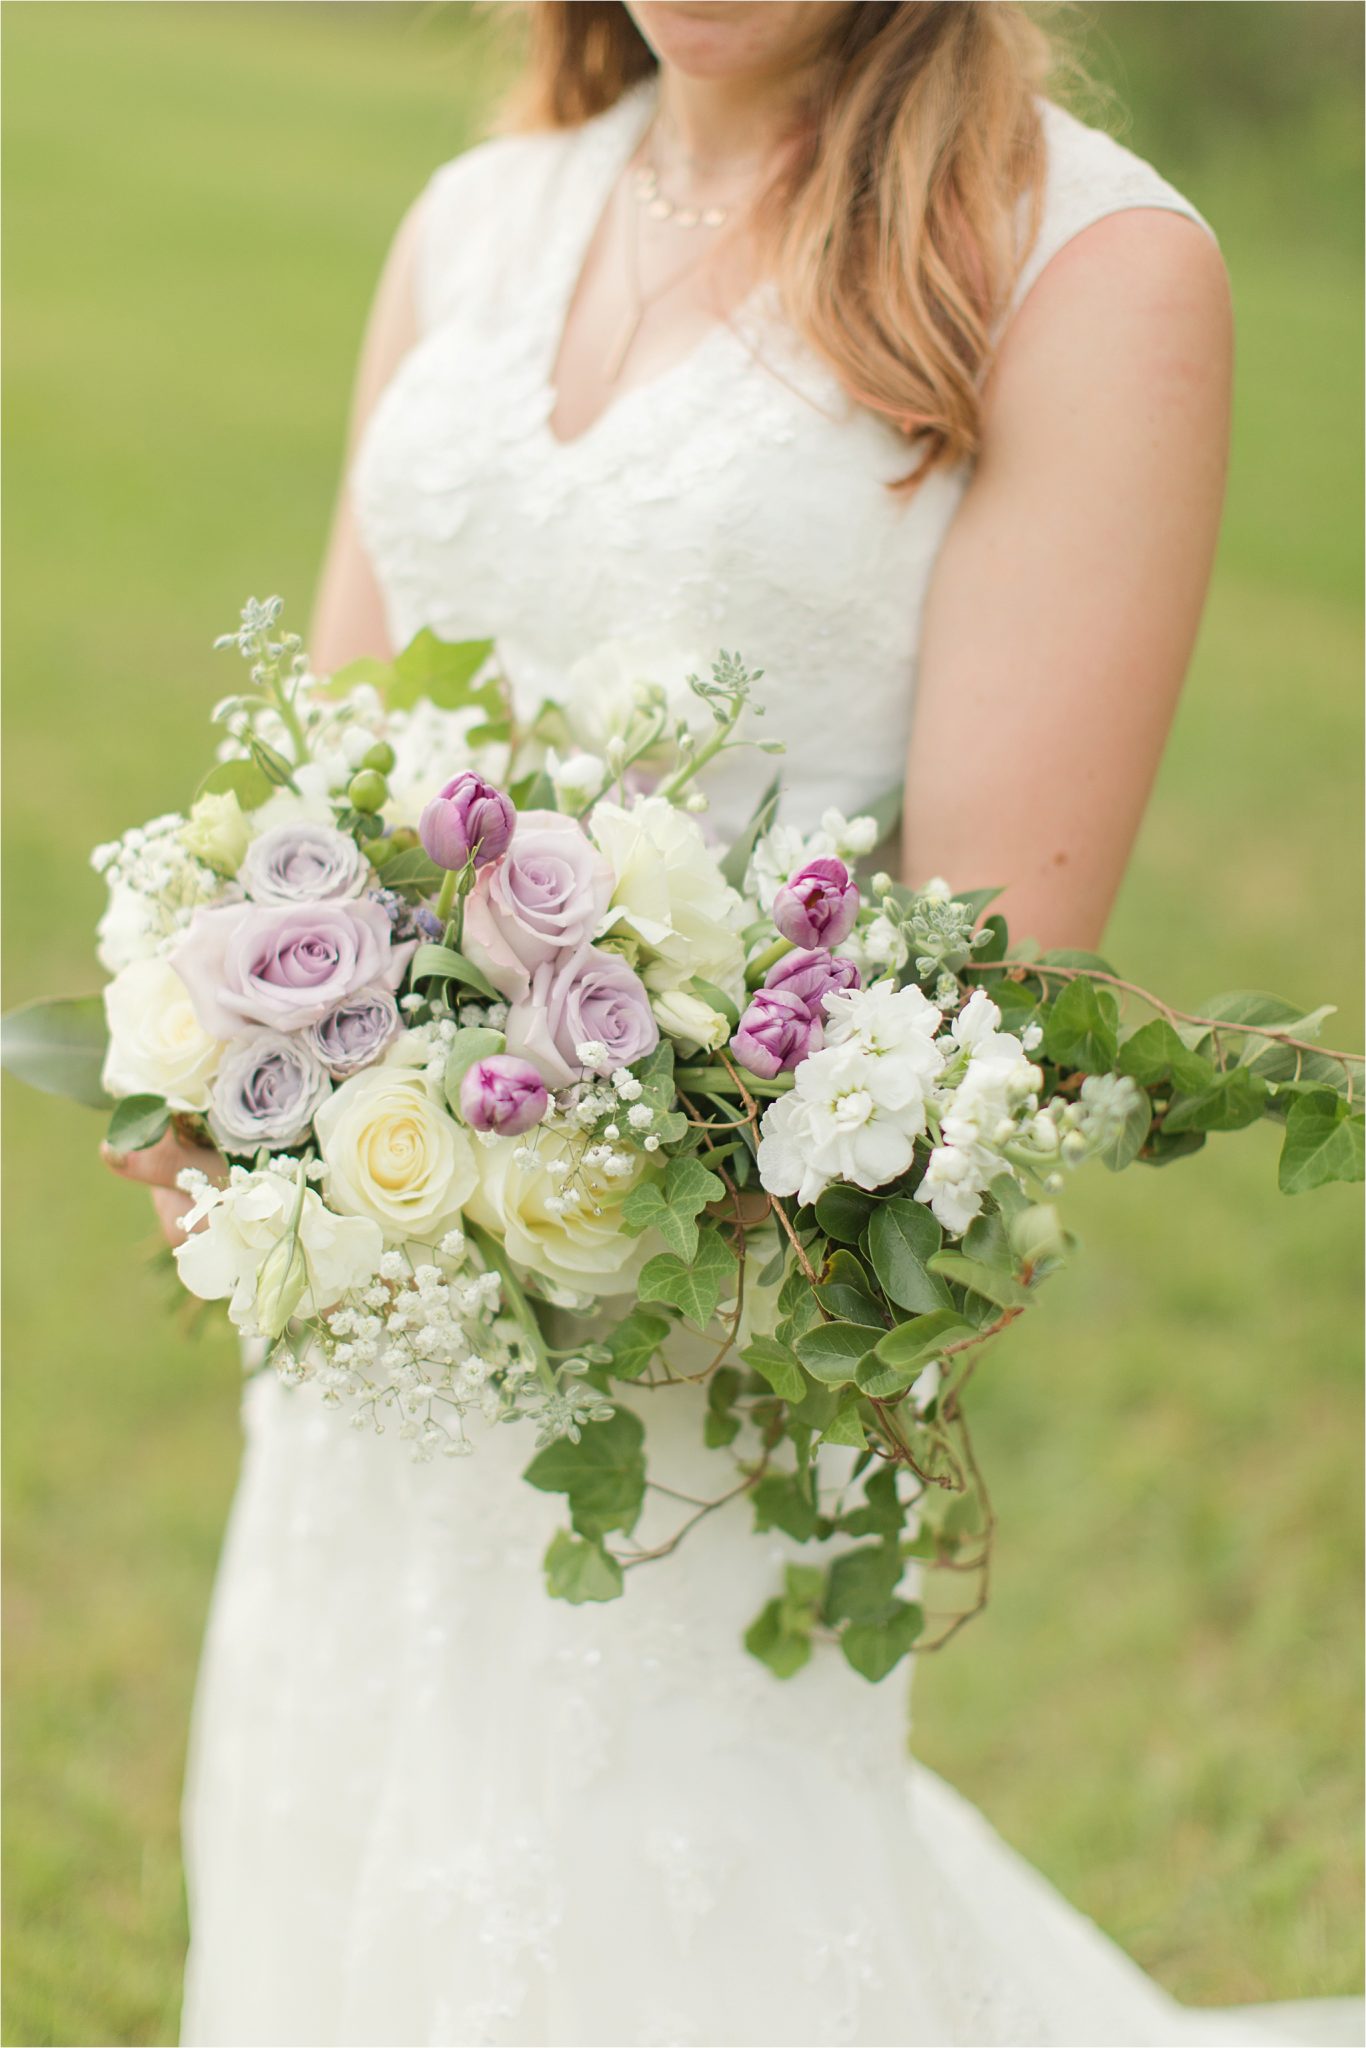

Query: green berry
362;740;396;775
348;768;388;814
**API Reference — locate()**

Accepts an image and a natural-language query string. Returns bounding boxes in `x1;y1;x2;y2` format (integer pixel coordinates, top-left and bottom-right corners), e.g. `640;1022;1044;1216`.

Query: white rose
590;796;746;1002
315;1060;478;1245
465;1129;658;1297
175;1167;382;1334
650;988;730;1054
102;957;223;1111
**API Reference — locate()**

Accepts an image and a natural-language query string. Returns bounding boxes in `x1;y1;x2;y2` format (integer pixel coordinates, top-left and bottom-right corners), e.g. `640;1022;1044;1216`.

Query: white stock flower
822;979;945;1106
915;1143;991;1236
315;1056;478;1246
102;956;223;1111
465;1128;658;1296
757;1041;927;1205
175;1166;383;1336
546;749;606;807
590;796;746;1002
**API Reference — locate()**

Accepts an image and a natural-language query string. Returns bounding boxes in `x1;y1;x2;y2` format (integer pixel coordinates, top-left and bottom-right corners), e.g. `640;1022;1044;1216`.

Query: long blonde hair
506;2;1054;488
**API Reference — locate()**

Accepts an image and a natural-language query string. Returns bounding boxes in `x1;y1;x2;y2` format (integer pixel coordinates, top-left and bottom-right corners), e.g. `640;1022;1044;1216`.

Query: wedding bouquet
7;597;1361;1683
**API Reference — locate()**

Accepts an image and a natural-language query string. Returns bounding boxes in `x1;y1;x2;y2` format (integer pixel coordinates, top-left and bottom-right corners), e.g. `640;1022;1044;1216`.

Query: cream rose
466;1128;659;1298
314;1060;477;1245
102;956;223;1111
590;796;747;1003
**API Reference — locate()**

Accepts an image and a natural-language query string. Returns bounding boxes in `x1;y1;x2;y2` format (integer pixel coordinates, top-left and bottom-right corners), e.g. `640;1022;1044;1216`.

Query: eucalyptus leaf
867;1199;950;1313
795;1319;881;1385
1;995;112;1109
106;1093;171;1153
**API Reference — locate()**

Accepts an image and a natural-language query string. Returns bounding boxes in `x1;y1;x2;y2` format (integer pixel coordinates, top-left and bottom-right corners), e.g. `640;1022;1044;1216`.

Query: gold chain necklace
603;169;744;384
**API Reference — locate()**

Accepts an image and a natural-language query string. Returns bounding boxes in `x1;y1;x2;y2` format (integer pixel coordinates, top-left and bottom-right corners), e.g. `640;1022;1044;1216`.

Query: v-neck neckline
540;78;766;455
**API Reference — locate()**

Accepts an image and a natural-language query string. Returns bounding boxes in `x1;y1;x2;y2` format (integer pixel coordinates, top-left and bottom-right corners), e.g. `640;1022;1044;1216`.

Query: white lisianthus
175;1164;383;1336
757;1042;927;1205
181;790;252;875
315;1052;478;1245
102;956;223;1110
651;987;730;1054
465;1128;659;1296
590;796;746;1003
545;749;607;808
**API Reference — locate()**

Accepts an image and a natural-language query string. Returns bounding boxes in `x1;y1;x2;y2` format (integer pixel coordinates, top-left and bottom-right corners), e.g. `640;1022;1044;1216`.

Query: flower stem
465;1220;556;1393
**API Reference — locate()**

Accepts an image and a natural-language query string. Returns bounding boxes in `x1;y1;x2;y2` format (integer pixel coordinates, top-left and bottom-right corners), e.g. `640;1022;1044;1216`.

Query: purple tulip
771;857;860;951
458;1054;549;1137
419;771;516;872
764;946;861;1011
732;986;821;1080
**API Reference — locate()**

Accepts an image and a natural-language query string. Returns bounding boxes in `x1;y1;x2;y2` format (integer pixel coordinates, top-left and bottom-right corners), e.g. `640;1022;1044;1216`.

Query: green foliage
1042;976;1121;1071
442;1027;506;1111
621;1154;725;1262
1278;1090;1366;1193
743;1563;824;1677
523;1409;646;1541
1;995;112;1110
638;1221;737;1328
794;1319;880;1385
741;1335;806;1403
866;1199;951;1313
408;943;501;1002
106;1094;170;1154
543;1530;624;1604
605;1306;673;1381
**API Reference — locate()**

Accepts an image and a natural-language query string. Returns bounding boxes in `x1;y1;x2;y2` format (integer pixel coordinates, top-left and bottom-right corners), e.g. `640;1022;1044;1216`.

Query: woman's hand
100;1124;227;1249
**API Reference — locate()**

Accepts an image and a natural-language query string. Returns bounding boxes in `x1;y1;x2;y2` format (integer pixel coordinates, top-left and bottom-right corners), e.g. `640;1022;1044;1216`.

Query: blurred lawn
2;4;1361;2042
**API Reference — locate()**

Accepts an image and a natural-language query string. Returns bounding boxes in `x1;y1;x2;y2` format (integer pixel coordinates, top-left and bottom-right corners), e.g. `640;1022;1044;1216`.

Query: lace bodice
351;81;1213;842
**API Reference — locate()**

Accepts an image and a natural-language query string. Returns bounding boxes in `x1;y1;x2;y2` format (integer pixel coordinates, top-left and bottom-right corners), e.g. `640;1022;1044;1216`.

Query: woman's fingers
100;1125;226;1194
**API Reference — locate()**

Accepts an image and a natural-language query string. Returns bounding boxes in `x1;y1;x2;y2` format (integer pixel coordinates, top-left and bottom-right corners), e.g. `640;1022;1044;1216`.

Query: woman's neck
653;62;811;172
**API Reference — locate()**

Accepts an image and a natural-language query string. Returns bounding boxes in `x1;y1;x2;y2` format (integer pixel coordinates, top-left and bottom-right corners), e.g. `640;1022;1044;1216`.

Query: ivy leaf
543;1530;624;1604
840;1599;925;1682
742;1335;806;1404
390;629;497;712
867;1199;951;1314
820;1400;869;1449
744;1597;812;1679
373;845;446;895
605;1307;673;1381
1117;1018;1216;1095
795;1319;881;1385
838;1466;906;1539
1278;1090;1365;1193
106;1093;171;1153
704;1366;743;1448
824;1543;904;1626
1042;977;1119;1072
751;1472;818;1542
195;756;273;810
927;1252;1033;1311
1162;1065;1269;1134
523;1409;646;1540
621;1155;725;1260
815;1248;884;1328
638;1222;737;1329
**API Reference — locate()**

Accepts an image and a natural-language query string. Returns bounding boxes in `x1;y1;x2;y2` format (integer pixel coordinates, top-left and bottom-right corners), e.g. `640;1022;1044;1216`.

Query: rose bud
731;986;820;1080
763;946;861;1011
419;771;516;872
771;857;860;951
458;1054;549;1137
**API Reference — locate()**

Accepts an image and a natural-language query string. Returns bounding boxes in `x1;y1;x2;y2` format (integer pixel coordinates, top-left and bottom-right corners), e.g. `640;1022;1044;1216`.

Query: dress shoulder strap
1006;100;1218;323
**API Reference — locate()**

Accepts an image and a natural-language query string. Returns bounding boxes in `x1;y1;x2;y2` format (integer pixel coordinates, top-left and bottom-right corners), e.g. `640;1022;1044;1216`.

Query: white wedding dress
179;82;1362;2048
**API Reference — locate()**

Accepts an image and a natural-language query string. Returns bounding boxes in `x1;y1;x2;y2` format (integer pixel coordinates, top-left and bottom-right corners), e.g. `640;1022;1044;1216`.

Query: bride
104;4;1359;2043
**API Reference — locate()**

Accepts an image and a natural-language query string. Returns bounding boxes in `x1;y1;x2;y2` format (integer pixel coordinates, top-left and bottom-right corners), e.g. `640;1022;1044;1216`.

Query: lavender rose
772;857;860;951
419;771;516;872
239;821;370;905
209;1030;332;1151
764;946;861;1010
459;1055;549;1137
172;898;415;1038
462;810;614;1002
505;942;659;1089
732;986;820;1080
304;986;402;1076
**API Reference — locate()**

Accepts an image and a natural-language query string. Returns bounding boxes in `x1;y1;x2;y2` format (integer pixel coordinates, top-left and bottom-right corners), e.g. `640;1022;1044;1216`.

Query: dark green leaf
742;1335;806;1403
1041;976;1119;1071
391;629;498;712
638;1222;737;1328
744;1595;812;1679
410;944;502;1001
751;1472;818;1541
824;1543;904;1625
373;845;446;894
838;1466;906;1539
867;1199;951;1314
795;1319;881;1385
926;1251;1032;1311
816;1247;884;1327
1117;1018;1216;1095
1162;1065;1269;1134
814;1183;877;1244
605;1307;673;1381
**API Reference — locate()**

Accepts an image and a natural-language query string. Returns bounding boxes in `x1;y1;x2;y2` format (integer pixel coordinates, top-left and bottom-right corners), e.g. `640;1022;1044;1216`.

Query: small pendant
701;207;727;228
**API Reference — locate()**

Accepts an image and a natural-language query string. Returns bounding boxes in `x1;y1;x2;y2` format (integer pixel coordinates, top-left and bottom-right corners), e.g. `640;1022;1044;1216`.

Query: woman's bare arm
902;208;1234;952
307;189;429;676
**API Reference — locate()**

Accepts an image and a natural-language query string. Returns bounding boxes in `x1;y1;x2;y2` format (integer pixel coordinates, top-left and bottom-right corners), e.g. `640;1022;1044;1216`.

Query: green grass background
2;4;1361;2041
